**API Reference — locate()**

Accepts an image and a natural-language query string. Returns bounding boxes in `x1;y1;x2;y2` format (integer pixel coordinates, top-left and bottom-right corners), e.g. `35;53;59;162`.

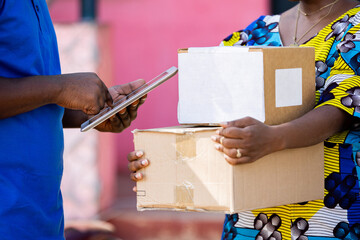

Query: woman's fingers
127;150;144;161
128;158;149;172
211;135;244;148
130;172;144;181
127;150;149;182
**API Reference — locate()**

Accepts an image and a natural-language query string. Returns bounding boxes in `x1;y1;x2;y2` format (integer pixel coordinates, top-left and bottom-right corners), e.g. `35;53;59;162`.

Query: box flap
133;125;220;134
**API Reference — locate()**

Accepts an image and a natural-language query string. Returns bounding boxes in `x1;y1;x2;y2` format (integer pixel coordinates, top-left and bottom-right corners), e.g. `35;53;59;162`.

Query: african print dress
221;6;360;240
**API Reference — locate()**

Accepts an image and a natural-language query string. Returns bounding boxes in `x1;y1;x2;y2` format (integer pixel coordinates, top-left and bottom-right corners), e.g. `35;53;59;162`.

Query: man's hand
94;79;147;132
55;72;113;115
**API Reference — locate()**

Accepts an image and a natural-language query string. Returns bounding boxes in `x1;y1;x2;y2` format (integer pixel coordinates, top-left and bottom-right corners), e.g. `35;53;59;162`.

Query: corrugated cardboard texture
134;126;324;213
232;144;324;212
134;127;232;212
256;47;315;125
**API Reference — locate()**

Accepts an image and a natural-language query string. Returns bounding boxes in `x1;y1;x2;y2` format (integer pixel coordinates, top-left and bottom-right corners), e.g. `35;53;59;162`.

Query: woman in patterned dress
128;0;360;239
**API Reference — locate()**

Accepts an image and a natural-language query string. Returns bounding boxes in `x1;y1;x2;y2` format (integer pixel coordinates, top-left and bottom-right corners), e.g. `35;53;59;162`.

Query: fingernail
133;186;137;192
119;109;126;114
141;159;148;166
136;151;143;158
223;154;229;160
220;122;228;126
211;135;217;142
131;100;139;107
135;173;142;179
215;130;220;134
215;144;221;150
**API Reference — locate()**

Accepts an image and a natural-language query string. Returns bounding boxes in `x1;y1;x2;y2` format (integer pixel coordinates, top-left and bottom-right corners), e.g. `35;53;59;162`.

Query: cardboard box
178;46;315;125
134;126;324;213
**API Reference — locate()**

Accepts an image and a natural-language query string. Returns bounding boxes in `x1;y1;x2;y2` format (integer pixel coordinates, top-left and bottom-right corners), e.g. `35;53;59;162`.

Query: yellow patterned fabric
221;7;360;240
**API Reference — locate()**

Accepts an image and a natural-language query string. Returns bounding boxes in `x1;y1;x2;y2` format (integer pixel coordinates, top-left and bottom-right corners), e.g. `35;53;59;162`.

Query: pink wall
50;0;269;171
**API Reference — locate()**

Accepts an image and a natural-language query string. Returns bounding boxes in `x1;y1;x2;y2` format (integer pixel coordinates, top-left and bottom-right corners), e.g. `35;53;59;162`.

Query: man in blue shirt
0;1;145;239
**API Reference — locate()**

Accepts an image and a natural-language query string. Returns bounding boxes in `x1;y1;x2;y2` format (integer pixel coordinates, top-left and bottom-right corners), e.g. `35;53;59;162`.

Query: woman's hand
211;116;284;165
127;150;150;192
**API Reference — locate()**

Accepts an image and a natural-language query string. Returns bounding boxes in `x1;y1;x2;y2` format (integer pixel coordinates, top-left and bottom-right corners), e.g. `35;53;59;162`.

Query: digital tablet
80;66;178;132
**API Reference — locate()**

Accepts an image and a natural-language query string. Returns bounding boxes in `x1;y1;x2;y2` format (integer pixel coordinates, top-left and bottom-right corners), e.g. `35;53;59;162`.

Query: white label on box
178;48;265;123
275;68;302;108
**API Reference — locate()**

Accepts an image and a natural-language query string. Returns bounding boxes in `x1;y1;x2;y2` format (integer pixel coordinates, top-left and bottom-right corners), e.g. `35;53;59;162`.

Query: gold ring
236;149;242;158
220;137;224;145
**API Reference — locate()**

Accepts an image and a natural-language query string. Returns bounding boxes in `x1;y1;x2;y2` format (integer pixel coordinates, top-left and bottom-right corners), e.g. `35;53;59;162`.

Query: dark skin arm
0;72;112;119
0;73;146;133
212;105;353;165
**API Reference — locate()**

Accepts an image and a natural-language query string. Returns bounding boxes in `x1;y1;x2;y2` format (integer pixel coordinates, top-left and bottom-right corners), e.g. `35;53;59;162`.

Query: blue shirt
0;0;64;239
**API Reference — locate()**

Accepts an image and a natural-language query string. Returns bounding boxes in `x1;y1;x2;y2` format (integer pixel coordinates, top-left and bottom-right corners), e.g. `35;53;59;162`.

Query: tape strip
175;185;194;206
175;133;196;160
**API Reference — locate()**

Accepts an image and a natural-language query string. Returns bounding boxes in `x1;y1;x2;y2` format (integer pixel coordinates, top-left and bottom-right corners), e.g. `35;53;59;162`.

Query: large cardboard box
134;126;324;213
178;46;315;125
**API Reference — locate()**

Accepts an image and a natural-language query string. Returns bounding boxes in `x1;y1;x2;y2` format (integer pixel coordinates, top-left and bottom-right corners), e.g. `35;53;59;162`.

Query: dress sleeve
220;17;261;46
314;21;360;143
220;15;280;47
315;30;360;120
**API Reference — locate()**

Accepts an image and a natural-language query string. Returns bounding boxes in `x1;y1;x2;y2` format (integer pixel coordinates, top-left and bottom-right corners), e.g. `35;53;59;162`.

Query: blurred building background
47;0;295;239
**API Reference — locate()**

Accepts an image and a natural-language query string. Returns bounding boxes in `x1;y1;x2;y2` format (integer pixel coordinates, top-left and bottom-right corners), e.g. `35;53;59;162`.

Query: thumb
222;117;259;128
131;79;146;90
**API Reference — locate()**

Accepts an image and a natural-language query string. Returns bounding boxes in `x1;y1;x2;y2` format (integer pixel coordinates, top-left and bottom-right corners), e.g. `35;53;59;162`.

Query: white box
177;46;315;125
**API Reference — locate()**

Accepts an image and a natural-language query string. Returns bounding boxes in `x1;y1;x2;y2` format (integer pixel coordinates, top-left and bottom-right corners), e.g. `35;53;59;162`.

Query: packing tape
175;133;196;160
175;183;194;207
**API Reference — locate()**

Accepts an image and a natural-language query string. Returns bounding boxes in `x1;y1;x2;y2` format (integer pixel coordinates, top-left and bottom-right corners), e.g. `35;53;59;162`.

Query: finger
108;115;123;133
105;89;114;108
217;127;246;139
128;100;139;121
139;95;147;105
222;147;242;159
96;95;106;112
98;79;113;107
112;79;146;95
130;99;140;108
130;172;143;181
214;143;225;153
118;109;131;128
222;117;259;128
128;159;149;172
84;104;102;115
223;154;253;165
129;79;146;91
127;150;144;162
211;135;243;149
211;135;222;144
